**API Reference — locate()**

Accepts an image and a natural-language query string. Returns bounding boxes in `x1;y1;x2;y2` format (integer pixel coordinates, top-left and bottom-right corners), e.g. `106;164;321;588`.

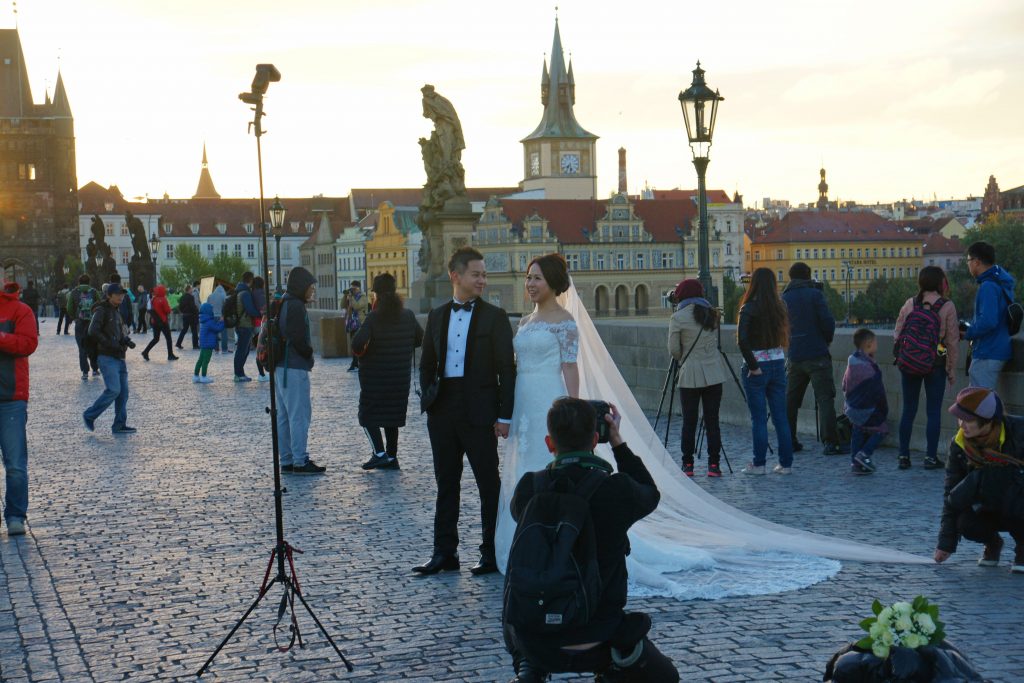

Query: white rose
869;622;887;640
872;642;891;659
878;607;894;623
914;613;936;635
903;633;926;649
894;615;914;633
893;602;913;617
880;629;895;646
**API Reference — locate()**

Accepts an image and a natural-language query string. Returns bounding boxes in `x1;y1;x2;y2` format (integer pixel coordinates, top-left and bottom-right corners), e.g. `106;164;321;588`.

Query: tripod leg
654;359;677;431
291;586;355;671
196;576;279;677
664;379;677;449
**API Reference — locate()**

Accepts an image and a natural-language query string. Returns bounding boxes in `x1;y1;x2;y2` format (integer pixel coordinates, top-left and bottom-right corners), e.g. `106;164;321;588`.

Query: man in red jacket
0;281;39;536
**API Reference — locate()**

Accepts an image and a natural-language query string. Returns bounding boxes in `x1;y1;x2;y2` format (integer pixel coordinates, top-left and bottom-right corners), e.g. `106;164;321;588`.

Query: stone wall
303;309;1024;453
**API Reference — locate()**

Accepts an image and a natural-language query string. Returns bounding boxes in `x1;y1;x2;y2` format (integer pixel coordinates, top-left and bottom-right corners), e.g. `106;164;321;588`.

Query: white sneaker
192;375;202;383
200;376;215;384
257;374;270;383
772;464;793;475
742;463;766;475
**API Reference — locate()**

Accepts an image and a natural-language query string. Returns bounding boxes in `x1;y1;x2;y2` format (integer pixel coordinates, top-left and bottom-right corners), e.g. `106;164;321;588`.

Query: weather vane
12;1;18;28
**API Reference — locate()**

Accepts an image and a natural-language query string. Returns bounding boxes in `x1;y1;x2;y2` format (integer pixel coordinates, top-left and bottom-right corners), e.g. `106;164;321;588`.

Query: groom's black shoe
412;553;459;575
470;556;499;576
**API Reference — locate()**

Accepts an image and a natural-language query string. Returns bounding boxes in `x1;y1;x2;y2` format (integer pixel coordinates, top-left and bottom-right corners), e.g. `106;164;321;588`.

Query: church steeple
540;57;550;105
522;18;595;142
193;143;221;199
817;167;830;211
51;71;72;117
0;29;34;117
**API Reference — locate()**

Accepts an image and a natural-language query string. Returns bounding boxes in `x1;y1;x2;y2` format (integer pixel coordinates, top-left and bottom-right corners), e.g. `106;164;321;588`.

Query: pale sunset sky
11;0;1024;206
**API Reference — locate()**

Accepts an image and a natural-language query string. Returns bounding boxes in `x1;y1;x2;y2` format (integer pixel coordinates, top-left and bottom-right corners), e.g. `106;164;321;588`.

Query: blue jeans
0;400;28;523
275;367;311;467
741;359;793;467
851;426;883;462
234;327;253;376
74;319;98;373
899;368;946;459
969;358;1005;390
85;355;129;431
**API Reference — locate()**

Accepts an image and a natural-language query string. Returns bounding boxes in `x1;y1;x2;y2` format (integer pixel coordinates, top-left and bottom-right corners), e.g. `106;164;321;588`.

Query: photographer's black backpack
222;291;239;328
503;469;605;635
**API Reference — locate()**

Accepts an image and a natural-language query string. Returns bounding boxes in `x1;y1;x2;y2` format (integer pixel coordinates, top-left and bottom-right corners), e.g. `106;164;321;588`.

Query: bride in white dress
495;254;927;600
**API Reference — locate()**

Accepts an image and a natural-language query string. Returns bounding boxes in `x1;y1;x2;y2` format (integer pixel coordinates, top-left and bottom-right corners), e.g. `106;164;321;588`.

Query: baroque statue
417;84;468;236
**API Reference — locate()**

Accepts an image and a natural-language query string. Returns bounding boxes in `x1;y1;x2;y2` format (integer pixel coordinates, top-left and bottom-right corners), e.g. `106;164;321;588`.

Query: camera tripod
196;66;351;677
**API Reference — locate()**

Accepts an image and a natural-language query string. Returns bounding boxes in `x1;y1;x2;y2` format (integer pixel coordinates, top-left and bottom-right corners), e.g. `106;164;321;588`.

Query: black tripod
196;65;352;677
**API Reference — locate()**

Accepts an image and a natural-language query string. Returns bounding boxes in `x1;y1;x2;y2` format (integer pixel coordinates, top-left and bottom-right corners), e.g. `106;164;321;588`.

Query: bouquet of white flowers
856;596;946;660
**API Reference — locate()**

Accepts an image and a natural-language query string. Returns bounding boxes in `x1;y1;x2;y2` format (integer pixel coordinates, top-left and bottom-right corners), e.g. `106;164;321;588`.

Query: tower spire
522;17;595;142
193;143;220;199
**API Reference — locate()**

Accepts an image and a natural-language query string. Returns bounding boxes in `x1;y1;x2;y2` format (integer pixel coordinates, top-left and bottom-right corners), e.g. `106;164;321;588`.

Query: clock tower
520;19;598;200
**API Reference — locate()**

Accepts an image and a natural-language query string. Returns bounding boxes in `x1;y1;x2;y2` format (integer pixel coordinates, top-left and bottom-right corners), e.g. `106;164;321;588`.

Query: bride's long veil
557;282;928;599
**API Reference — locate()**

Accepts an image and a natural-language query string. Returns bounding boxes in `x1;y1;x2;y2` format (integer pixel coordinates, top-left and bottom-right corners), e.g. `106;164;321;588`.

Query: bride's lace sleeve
556;320;579;363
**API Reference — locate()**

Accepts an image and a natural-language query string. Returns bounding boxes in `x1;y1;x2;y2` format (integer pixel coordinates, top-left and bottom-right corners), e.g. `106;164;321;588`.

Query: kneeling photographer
503;398;678;683
935;387;1024;574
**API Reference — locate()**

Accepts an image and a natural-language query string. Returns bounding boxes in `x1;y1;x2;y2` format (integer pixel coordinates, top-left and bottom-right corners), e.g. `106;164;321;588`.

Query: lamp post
149;231;161;288
842;259;852;324
678;61;724;305
269;196;286;293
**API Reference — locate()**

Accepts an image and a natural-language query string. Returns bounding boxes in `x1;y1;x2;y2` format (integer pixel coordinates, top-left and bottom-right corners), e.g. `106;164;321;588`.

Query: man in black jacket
275;267;326;475
934;387;1024;574
505;398;677;683
176;284;199;350
414;247;516;577
83;284;137;434
20;280;39;332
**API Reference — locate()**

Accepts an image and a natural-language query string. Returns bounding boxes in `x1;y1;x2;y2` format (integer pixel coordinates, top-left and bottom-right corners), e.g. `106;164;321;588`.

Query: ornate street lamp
269;196;286;293
678;61;724;305
842;259;853;324
149;231;160;288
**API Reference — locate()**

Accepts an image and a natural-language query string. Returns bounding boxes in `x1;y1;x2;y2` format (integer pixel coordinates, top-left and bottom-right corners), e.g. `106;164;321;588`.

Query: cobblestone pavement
1;331;1022;682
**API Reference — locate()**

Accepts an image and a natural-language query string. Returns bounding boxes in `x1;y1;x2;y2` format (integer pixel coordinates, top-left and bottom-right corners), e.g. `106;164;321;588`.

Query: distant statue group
86;211;155;291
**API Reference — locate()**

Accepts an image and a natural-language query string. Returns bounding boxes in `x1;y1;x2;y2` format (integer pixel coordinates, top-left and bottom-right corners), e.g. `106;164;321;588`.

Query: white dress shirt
443;298;510;424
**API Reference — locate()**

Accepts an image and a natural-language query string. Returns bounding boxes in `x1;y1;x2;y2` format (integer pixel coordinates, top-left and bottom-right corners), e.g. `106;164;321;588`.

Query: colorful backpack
895;298;946;376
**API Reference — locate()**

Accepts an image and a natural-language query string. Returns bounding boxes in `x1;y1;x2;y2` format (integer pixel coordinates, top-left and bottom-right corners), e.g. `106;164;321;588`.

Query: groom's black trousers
426;378;501;559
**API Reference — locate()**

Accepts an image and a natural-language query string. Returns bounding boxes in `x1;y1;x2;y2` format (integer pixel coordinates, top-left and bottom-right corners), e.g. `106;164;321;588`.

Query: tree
878;278;918;323
821;280;847;324
210;252;250;286
961;214;1024;300
157;245;214;290
721;274;744;324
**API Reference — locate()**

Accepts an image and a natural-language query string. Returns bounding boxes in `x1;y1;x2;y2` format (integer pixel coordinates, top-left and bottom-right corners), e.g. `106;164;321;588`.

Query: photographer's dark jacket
278;267;315;372
937;414;1024;553
781;279;835;363
510;443;660;644
88;300;128;359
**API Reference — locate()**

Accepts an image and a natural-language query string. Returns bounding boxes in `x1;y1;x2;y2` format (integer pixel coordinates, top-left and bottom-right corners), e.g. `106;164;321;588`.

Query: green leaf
872;599;883;616
912;596;927;612
856;637;874;649
927;605;940;620
860;617;876;632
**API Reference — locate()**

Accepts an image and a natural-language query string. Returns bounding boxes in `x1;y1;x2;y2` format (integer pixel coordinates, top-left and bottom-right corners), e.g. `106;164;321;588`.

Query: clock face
530;152;540;176
560;153;581;175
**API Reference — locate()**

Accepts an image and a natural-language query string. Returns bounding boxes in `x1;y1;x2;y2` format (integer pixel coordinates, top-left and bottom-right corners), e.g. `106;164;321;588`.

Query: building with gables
0;28;77;289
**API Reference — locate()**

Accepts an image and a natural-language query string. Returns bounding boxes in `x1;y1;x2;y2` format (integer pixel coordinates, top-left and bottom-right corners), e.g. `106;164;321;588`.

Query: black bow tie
452;300;475;312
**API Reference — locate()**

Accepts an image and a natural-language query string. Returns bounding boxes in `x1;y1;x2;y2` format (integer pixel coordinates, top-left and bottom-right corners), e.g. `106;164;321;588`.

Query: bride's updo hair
527;253;571;296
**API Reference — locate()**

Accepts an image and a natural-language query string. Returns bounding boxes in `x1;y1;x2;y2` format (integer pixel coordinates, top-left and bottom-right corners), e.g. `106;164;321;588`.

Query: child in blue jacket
195;302;225;383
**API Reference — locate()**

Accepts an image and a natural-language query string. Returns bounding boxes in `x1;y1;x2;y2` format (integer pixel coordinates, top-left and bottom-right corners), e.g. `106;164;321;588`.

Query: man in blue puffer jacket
782;262;846;455
963;241;1016;389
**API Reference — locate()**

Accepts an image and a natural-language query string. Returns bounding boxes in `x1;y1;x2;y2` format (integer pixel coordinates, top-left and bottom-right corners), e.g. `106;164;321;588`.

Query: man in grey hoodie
207;284;229;353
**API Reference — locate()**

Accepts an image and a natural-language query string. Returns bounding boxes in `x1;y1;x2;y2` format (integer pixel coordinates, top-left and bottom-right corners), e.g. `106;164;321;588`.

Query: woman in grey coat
667;279;728;477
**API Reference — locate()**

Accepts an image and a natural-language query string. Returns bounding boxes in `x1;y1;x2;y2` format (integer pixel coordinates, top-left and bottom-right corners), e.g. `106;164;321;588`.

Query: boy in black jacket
505;398;678;683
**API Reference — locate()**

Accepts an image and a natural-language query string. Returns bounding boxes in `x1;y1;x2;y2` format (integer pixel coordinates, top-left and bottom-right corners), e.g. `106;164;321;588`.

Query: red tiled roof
649;189;734;204
77;182;353;238
751;210;917;244
350;187;519;211
923;232;963;255
490;199;698;244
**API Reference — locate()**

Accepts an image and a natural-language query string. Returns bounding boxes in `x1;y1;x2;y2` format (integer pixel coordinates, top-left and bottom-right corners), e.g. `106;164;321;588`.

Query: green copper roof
522;20;597;142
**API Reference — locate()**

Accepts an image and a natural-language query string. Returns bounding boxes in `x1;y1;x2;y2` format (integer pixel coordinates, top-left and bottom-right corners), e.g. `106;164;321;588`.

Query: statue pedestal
411;200;479;313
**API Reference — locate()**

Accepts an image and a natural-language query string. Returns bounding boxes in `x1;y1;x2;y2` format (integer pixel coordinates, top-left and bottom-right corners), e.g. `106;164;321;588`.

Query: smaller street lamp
269;196;286;293
841;260;853;324
149;231;161;288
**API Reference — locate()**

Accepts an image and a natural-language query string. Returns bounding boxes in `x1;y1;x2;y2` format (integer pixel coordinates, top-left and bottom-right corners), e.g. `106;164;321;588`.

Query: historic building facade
0;29;78;289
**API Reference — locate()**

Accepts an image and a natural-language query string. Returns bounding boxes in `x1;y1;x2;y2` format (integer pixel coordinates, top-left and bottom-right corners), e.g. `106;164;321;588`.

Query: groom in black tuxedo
414;246;516;576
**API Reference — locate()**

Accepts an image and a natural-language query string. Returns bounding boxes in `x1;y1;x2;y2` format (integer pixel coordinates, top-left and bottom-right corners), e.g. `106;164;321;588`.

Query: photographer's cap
948;387;1003;422
106;283;125;296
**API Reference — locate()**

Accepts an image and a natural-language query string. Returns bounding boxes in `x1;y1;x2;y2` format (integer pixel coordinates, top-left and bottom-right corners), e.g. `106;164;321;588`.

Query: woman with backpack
667;279;727;477
737;268;795;475
141;284;179;362
893;266;959;470
351;273;423;470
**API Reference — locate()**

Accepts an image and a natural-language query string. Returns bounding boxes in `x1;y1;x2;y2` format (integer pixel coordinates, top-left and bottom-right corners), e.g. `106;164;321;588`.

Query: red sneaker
707;463;722;478
682;462;695;477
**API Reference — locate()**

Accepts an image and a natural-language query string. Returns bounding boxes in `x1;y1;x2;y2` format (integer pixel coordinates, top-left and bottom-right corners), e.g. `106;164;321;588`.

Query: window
244;223;254;234
856;268;862;280
776;249;783;260
216;222;227;235
914;247;919;257
17;163;35;180
726;220;733;232
189;223;199;235
566;253;580;270
207;244;214;254
813;248;819;259
778;270;783;281
632;225;640;240
231;243;240;257
615;253;625;270
247;244;256;259
725;243;733;256
519;254;528;271
813;269;819;280
830;269;836;281
661;252;675;268
712;250;720;267
121;248;130;265
636;253;645;269
305;222;314;233
596;254;606;270
220;243;228;254
754;250;761;261
857;248;863;258
829;248;835;258
164;224;173;235
795;249;802;259
873;268;878;279
899;267;905;278
530;226;543;240
840;248;846;258
166;243;174;259
120;224;129;237
105;223;113;237
898;248;904;257
686;250;695;267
